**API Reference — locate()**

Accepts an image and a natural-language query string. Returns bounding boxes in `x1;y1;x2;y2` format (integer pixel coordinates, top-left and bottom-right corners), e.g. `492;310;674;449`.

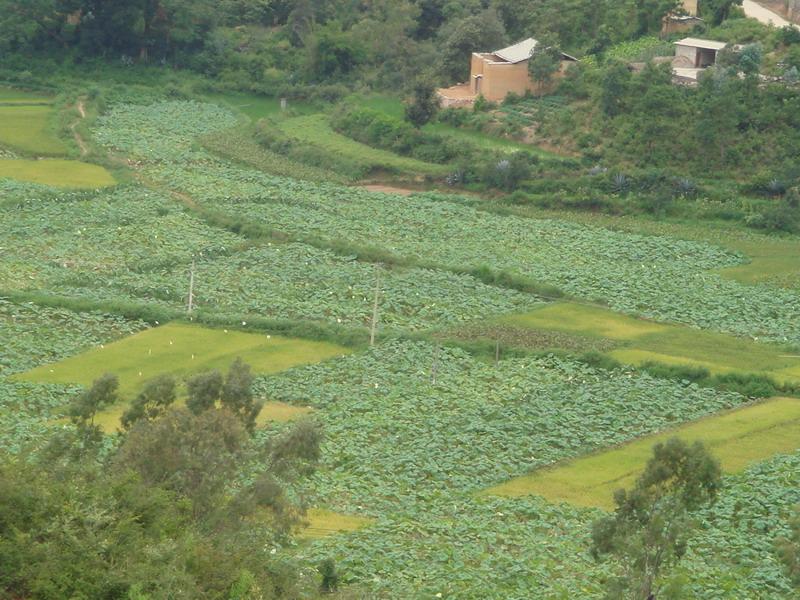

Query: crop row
148;159;800;345
0;184;542;330
90;100;800;342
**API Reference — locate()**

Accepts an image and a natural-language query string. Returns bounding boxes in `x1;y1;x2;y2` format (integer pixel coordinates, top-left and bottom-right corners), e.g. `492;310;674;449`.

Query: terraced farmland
2;91;800;599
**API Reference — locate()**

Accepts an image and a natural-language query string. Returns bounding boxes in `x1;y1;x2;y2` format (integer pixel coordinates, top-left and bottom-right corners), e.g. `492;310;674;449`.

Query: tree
121;374;177;429
306;21;366;80
738;43;764;76
777;507;800;587
627;63;686;163
702;0;744;25
591;438;721;599
527;36;562;91
116;407;248;516
186;369;223;415
68;373;119;447
186;359;261;430
404;79;439;127
318;558;339;593
600;60;632;116
438;9;506;82
635;0;680;35
695;68;742;164
221;357;261;432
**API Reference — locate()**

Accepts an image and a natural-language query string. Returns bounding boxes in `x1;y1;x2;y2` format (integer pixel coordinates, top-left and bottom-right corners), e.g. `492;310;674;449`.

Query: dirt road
742;0;799;29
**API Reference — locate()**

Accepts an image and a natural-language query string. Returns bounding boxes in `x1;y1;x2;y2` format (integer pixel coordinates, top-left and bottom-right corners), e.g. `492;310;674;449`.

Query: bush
331;105;475;165
481;152;535;191
745;201;799;233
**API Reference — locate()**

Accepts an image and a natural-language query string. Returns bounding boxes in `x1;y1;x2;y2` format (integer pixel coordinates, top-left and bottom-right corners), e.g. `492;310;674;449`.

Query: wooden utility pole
431;345;439;385
187;259;196;314
369;268;381;346
495;339;500;366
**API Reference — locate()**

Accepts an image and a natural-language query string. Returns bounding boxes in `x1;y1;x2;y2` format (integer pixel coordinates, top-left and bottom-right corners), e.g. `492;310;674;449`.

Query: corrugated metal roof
491;38;579;64
494;38;538;63
674;37;727;51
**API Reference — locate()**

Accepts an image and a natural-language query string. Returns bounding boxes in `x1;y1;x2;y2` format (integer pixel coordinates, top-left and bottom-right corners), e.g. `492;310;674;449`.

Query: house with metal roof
671;37;728;83
465;38;577;102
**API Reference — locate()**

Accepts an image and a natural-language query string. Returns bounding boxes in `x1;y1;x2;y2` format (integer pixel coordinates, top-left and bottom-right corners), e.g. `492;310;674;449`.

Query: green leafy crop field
3;92;799;598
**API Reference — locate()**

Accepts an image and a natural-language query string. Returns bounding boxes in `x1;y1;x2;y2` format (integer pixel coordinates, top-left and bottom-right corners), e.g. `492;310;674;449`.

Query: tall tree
635;0;680;35
221;357;261;432
121;374;177;429
405;78;439;127
702;0;744;25
695;68;742;164
591;438;721;600
438;8;506;82
68;373;119;448
600;60;632;116
527;35;563;91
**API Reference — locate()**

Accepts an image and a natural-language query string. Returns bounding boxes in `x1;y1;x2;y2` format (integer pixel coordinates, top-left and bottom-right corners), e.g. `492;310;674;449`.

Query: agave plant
611;173;630;195
767;178;787;196
674;177;698;198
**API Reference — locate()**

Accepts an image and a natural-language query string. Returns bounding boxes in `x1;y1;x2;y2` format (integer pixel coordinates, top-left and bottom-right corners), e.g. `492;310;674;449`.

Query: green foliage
527;36;563;87
185;360;262;432
438;9;507;82
404;79;438;128
122;374;178;429
221;358;260;432
591;439;722;599
307;23;367;81
148;149;800;345
69;375;120;421
186;370;224;415
702;0;744;25
318;558;339;593
481;152;533;191
600;60;631;116
776;508;800;587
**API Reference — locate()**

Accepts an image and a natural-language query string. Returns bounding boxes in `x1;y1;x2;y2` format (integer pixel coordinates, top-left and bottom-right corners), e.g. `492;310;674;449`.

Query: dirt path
358;184;417;196
71;99;90;157
742;0;799;28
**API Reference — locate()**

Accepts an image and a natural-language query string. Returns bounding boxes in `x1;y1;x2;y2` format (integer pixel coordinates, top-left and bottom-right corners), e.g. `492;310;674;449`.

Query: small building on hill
672;37;727;83
674;37;726;68
437;38;577;107
662;0;703;35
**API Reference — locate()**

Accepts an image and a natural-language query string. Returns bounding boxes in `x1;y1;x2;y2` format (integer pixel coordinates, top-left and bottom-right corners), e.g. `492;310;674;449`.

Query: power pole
369;268;381;346
187;258;196;315
495;339;500;366
431;344;439;385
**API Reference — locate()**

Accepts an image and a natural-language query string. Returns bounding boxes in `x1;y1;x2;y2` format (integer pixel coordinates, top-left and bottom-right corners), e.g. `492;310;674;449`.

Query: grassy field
16;323;350;430
0;158;116;188
298;508;374;539
499;303;800;382
204;92;317;121
276;114;450;177
0;105;68;155
486;397;800;509
0;86;53;104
